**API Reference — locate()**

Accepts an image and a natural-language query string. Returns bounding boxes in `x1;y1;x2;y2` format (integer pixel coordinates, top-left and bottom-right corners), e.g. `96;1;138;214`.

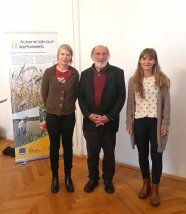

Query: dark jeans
134;117;162;184
46;113;75;177
83;130;116;181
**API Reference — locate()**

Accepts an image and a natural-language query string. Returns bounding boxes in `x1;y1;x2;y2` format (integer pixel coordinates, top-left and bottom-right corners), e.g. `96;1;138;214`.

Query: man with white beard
78;45;126;194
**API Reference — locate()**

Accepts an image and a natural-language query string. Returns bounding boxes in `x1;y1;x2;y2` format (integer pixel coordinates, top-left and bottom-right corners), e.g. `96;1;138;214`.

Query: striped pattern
0;139;186;214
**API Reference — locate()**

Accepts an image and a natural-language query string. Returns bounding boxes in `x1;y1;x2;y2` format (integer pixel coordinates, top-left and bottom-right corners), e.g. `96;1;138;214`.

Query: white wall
78;0;186;178
0;0;186;178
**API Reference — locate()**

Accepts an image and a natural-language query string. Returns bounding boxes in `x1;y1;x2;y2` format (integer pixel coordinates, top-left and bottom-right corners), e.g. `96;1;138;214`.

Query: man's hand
95;115;109;127
88;113;102;123
88;114;110;127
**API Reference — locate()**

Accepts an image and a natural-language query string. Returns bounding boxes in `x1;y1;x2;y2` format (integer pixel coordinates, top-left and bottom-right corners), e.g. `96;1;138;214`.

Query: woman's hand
160;129;169;136
127;128;133;135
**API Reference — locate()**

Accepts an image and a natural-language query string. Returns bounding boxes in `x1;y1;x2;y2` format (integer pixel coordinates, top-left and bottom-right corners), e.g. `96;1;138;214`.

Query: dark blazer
78;63;126;133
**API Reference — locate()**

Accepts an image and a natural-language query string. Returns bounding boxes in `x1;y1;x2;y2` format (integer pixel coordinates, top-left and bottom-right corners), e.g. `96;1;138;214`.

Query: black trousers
134;117;162;184
46;113;75;177
83;130;116;181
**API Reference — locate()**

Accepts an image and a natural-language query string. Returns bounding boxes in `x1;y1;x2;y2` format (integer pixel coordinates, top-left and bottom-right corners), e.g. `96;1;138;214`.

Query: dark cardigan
41;64;79;116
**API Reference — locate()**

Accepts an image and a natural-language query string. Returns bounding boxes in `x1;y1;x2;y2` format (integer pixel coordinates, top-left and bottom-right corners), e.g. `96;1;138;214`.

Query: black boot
104;180;115;194
51;176;59;193
65;175;74;192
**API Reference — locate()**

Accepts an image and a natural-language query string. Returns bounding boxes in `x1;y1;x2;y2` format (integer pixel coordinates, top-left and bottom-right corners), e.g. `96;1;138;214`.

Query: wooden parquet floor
0;139;186;214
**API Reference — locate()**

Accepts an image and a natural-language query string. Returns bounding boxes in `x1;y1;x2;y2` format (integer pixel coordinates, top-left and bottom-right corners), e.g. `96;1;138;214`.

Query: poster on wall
5;32;59;163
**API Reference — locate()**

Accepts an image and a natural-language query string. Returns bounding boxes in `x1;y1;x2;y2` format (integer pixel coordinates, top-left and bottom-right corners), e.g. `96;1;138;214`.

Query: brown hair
133;48;170;98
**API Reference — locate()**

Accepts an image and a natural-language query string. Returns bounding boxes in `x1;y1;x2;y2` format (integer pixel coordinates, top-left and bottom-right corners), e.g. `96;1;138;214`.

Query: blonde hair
57;44;73;63
133;48;170;98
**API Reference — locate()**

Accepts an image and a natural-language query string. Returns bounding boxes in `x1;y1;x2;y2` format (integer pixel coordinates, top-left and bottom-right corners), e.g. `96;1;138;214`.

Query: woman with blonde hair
126;48;170;206
41;44;79;193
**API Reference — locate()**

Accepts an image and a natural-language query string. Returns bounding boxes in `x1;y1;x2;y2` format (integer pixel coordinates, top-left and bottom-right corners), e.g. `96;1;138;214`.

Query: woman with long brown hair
126;48;170;206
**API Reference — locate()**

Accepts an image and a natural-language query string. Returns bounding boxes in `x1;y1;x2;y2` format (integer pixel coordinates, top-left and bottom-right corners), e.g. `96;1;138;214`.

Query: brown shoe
150;183;160;206
138;178;151;199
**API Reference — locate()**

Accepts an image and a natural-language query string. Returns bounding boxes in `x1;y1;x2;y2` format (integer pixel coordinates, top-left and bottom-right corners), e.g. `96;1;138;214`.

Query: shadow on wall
0;126;6;139
0;98;8;139
165;69;186;177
